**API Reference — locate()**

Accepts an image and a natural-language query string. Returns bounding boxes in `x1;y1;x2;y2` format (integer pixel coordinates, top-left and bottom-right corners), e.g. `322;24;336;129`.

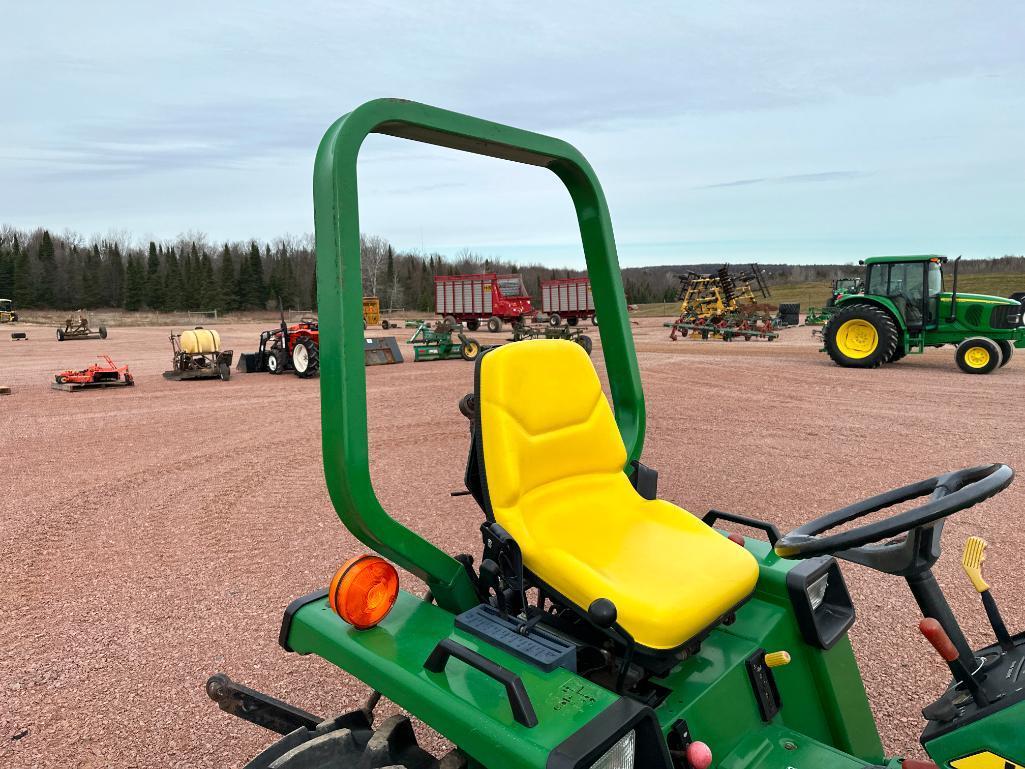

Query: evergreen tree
145;242;163;309
107;243;124;307
217;244;237;311
83;245;104;308
162;246;184;311
0;246;11;298
12;238;32;307
123;256;145;310
36;230;56;306
198;250;217;309
181;243;198;309
247;241;265;308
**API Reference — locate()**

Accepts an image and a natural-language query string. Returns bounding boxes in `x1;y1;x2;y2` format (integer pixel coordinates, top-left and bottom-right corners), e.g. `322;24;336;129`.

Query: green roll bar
314;99;645;612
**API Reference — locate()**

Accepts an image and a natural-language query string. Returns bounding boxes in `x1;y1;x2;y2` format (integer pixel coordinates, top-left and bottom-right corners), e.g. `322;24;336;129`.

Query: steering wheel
774;464;1013;573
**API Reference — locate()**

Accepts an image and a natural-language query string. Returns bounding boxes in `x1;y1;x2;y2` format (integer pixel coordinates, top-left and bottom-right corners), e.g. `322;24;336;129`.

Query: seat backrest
475;340;628;518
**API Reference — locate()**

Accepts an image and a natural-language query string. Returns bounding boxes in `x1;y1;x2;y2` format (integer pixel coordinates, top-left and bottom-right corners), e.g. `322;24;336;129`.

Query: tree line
0;225;1021;312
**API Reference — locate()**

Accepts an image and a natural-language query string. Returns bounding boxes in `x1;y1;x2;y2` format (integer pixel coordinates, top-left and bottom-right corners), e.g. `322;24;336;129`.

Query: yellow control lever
962;536;990;593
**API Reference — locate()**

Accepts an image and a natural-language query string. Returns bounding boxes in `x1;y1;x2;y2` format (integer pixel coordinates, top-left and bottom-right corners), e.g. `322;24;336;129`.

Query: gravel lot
2;318;1023;767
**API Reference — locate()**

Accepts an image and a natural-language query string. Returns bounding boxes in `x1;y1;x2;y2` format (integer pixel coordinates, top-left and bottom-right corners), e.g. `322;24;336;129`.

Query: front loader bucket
364;336;404;366
236;352;265;373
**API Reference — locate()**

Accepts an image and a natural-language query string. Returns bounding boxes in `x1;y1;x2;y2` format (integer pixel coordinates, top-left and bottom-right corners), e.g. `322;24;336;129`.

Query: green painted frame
313;99;645;612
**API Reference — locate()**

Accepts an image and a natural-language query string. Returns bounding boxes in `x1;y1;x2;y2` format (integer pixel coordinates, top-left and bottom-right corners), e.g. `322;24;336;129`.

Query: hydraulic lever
919;619;989;707
961;536;1015;652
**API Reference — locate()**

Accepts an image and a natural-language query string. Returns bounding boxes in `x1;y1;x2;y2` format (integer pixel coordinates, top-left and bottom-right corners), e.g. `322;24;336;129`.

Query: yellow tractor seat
474;340;759;651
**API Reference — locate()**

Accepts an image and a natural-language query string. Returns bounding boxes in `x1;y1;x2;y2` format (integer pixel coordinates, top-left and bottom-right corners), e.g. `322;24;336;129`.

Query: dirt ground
2;317;1023;768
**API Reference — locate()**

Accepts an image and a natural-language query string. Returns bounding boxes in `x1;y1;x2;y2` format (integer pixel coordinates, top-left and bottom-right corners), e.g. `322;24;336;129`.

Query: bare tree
360;233;389;297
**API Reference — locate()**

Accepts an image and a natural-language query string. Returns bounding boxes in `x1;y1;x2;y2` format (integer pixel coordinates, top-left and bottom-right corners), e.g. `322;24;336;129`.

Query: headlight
807;573;829;610
590;730;635;769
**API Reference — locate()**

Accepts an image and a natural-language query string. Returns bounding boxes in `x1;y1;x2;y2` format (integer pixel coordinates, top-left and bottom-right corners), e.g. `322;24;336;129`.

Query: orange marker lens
329;555;399;629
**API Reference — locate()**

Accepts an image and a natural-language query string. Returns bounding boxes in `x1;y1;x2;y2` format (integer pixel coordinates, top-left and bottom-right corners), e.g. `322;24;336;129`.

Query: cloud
698;171;864;189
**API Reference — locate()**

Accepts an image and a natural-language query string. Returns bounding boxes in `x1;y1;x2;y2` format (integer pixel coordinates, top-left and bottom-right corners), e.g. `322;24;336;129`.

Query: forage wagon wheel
98;326;108;339
292;338;319;378
995;339;1014;368
460;337;481;361
548;313;561;327
465;318;480;332
486;316;502;333
575;334;593;356
955;337;1002;375
591;314;598;326
444;315;458;328
822;304;898;369
267;348;287;374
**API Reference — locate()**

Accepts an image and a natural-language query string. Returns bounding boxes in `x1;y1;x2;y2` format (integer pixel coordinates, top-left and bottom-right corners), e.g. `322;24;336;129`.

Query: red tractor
237;311;319;378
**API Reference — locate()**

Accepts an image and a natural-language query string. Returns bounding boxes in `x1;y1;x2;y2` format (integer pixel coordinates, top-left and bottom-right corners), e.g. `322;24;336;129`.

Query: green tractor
822;255;1025;373
207;100;1025;769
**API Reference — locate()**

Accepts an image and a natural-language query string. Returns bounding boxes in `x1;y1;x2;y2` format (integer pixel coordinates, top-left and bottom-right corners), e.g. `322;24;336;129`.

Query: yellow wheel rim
964;346;990;369
835;319;879;359
465;342;479;357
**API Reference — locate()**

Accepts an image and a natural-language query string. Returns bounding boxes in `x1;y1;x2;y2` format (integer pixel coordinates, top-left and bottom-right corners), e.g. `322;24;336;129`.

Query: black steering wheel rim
774;463;1014;560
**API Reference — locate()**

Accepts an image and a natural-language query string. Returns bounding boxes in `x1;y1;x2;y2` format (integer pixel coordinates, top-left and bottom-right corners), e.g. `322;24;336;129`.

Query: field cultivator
509;322;593;354
56;311;107;341
408;319;481;362
665;314;779;341
163;327;233;381
52;355;134;391
667;265;778;341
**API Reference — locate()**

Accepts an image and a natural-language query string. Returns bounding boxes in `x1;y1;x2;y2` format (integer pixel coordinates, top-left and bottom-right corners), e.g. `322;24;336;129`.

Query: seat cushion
478;340;759;650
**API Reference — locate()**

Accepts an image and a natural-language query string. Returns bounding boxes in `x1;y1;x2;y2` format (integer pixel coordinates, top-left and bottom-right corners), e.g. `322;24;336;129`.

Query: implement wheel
465;318;480;332
956;337;1001;374
575;334;593;355
823;304;898;368
996;339;1014;367
487;316;502;333
460;338;481;361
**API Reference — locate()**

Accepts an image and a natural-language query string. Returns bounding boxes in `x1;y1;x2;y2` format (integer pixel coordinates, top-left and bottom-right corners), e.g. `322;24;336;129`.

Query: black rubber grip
703;509;781;546
424;638;538;728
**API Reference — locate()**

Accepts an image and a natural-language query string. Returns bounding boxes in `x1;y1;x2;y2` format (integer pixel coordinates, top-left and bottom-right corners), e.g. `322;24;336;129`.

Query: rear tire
996;340;1014;367
292;338;319;378
465;318;480;332
956;337;1001;374
888;345;908;363
823;304;898;369
487;316;502;333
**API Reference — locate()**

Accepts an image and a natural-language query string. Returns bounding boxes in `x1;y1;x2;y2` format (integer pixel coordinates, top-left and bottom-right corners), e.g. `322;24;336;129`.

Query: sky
1;2;1022;267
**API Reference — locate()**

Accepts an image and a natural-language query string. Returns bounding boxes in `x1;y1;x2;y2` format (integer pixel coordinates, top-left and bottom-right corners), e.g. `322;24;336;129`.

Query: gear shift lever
961;536;1015;652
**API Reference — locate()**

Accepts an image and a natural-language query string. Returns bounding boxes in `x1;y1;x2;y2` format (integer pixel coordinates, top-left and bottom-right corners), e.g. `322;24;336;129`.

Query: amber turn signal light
329;555;399;629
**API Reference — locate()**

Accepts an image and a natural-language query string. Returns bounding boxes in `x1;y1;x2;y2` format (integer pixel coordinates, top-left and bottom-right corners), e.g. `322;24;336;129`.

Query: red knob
919;618;958;663
686;741;713;769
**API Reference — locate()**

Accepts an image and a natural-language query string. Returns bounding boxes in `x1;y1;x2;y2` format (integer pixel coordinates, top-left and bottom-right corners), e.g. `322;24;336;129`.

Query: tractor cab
860;255;945;332
209;101;1025;769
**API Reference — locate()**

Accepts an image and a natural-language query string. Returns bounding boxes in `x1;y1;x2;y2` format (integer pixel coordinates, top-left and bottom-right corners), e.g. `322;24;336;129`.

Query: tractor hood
943;292;1019;305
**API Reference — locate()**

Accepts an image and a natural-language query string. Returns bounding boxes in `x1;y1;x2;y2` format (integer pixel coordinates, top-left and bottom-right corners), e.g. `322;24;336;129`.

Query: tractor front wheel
823;305;898;368
267;348;287;374
292;338;319;378
996;339;1014;367
956;337;1002;374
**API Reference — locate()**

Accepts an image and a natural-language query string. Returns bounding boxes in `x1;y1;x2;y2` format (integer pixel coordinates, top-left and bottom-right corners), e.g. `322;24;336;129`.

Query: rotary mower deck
408;320;481;362
52;355;134;391
207;100;1025;769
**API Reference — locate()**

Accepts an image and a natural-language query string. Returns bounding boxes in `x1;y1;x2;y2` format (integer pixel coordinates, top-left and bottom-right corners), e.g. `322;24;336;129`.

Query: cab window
927;262;943;296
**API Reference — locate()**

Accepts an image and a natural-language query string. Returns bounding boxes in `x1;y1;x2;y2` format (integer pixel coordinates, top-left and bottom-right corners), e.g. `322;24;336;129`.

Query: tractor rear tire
888;345;908;363
823;305;898;369
487;316;502;333
292;338;319;378
465;319;480;332
99;326;108;339
996;340;1014;367
267;348;287;374
956;337;1002;374
241;713;465;769
549;313;561;327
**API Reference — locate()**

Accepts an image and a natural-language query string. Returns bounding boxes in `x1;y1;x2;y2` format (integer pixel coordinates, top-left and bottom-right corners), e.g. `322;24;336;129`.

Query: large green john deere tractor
822;255;1025;374
207;100;1025;769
